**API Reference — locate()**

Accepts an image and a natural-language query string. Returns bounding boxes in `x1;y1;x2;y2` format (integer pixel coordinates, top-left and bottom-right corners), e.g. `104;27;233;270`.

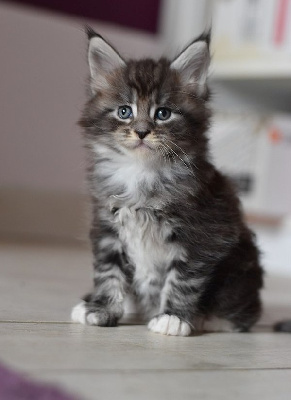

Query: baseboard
0;188;90;244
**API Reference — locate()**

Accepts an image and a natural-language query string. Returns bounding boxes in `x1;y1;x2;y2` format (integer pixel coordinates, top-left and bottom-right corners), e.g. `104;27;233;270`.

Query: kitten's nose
135;129;151;140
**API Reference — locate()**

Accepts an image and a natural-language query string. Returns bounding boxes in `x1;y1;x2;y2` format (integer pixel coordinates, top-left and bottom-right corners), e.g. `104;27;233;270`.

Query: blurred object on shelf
209;112;291;217
212;0;291;60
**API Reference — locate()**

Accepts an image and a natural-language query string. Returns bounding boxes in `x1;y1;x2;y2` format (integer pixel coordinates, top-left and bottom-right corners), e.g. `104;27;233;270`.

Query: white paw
148;314;191;336
71;301;100;326
71;302;86;324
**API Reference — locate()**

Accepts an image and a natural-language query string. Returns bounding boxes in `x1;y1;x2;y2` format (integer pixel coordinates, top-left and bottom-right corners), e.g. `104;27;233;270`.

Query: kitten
71;28;263;336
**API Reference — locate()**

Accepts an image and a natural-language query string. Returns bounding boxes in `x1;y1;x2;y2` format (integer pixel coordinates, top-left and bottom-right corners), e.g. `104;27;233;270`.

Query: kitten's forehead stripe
137;99;150;116
126;59;171;98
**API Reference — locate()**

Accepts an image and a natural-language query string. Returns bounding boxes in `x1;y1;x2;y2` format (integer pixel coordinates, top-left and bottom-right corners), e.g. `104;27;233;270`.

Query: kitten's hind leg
202;316;237;332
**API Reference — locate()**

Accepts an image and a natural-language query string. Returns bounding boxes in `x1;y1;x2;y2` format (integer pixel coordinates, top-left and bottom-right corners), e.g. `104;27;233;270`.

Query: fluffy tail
274;320;291;332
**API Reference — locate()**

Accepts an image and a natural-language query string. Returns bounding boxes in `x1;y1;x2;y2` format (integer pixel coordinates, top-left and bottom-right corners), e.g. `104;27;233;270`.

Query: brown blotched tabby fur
71;28;264;336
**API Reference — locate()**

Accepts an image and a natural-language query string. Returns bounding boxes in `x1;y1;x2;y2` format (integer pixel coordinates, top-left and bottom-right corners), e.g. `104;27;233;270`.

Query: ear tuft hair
192;29;211;48
85;25;102;40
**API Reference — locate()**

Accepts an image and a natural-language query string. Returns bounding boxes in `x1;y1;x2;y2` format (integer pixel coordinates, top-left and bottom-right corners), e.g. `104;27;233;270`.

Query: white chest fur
116;206;185;315
105;155;178;273
117;206;173;272
95;149;186;307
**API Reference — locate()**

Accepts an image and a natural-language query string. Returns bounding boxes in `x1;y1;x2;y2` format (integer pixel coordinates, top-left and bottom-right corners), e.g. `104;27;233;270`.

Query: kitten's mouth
131;140;154;150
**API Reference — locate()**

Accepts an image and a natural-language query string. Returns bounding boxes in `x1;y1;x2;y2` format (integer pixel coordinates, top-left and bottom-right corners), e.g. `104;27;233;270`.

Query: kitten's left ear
171;30;211;94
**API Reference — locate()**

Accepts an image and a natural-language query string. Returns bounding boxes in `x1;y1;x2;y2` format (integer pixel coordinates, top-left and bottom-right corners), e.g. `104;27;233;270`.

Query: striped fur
71;29;263;336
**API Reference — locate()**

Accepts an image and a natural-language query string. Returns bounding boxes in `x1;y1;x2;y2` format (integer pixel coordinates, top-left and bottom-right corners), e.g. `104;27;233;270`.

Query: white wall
0;4;84;192
0;2;160;194
253;219;291;277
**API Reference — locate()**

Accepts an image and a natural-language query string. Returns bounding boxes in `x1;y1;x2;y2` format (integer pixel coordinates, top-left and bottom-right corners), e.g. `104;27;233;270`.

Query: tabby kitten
71;28;263;336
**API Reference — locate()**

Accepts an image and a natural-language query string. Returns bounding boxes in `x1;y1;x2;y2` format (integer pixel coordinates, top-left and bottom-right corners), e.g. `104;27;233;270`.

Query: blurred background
0;0;290;277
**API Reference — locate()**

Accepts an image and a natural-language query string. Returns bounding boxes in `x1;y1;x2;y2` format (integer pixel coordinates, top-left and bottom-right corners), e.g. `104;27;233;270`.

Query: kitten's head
80;28;211;164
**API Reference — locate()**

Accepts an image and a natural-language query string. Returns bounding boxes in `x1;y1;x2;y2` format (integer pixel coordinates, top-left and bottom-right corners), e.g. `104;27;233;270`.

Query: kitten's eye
118;106;133;119
155;108;171;121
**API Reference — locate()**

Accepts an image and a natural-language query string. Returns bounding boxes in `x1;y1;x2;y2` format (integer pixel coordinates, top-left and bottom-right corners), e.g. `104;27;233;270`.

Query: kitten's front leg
71;222;130;327
148;260;205;336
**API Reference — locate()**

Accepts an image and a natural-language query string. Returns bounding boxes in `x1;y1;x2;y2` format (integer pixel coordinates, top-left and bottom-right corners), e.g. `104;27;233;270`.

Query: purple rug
0;362;80;400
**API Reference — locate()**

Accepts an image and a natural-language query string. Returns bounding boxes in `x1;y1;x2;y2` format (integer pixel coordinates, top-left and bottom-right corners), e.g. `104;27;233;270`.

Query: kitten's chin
124;142;160;163
119;139;161;162
126;140;156;153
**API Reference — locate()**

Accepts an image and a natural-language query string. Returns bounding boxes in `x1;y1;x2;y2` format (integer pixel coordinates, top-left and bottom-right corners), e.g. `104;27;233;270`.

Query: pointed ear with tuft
86;27;125;92
170;30;211;95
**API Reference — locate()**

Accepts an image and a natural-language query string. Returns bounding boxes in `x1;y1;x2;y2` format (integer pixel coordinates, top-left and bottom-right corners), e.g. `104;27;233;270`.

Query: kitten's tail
274;320;291;332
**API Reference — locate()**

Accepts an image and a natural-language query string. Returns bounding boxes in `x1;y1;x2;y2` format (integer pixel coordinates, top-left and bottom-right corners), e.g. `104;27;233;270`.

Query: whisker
160;144;172;165
158;144;170;166
162;141;194;176
165;139;198;171
162;143;176;165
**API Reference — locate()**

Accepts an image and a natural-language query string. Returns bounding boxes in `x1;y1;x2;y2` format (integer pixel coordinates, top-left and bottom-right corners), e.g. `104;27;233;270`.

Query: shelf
211;58;291;81
209;57;291;112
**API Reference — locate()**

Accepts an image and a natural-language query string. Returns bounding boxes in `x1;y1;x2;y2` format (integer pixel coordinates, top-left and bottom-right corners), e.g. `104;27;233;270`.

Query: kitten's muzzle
132;119;154;140
135;129;151;140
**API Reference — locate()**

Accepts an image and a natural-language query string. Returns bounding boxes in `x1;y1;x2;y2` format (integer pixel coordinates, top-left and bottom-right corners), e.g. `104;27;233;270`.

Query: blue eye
155;108;171;121
118;106;132;119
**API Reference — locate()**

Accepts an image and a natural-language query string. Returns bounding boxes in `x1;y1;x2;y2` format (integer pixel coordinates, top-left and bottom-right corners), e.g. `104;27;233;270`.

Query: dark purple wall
6;0;161;33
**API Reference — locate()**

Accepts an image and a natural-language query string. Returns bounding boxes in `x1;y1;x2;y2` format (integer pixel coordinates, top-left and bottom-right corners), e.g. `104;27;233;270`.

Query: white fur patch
99;236;122;252
117;209;186;316
71;301;87;324
131;103;137;119
71;302;100;326
86;312;100;325
148;314;191;336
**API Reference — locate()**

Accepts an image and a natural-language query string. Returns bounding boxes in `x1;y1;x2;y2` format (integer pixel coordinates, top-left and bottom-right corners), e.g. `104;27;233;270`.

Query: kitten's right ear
85;27;125;89
170;30;211;95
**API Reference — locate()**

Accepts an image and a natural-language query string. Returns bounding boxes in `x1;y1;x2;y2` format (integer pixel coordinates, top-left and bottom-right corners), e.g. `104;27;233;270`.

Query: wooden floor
1;241;291;400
